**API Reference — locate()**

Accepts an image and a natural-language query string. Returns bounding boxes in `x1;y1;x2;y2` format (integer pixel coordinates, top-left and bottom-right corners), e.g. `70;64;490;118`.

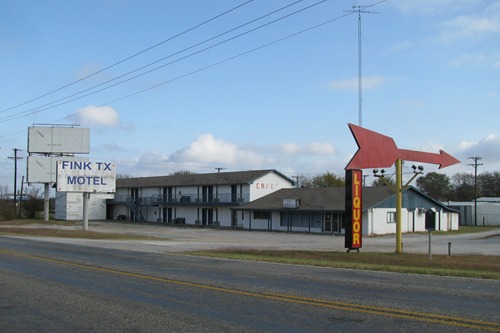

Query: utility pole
215;167;226;173
468;156;483;226
8;148;23;216
344;3;379;127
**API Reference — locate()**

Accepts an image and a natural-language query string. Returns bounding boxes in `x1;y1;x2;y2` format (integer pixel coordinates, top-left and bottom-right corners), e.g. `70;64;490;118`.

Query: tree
371;176;396;188
450;172;475;201
0;185;8;199
298;172;344;188
170;170;197;176
416;172;451;201
478;171;500;197
22;187;44;219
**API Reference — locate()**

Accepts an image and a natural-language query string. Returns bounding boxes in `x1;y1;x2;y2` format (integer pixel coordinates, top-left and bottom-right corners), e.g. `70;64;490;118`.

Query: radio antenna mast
344;2;381;127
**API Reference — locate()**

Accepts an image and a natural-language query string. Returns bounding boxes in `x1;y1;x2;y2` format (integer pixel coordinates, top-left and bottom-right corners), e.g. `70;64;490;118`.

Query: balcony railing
108;193;249;206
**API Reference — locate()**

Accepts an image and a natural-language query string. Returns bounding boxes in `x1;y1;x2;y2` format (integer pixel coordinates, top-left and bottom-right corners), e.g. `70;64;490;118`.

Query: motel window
253;211;270;220
387;212;396;223
311;213;322;228
281;213;323;228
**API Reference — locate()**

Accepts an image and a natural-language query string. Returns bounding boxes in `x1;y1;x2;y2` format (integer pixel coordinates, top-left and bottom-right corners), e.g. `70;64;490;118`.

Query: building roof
236;185;458;212
116;169;294;188
236;186;395;212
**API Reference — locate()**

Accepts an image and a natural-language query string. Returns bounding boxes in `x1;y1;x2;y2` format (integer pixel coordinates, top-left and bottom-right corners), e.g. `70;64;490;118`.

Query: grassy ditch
188;249;500;280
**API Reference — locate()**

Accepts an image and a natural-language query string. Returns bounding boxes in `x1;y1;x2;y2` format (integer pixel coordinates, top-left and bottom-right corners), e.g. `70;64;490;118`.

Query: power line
1;4;353;137
0;0;255;115
0;0;326;123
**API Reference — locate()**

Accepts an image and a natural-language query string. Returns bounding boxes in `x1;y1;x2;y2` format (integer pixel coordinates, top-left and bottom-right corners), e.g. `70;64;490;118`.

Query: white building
55;192;112;220
107;169;295;226
234;186;459;235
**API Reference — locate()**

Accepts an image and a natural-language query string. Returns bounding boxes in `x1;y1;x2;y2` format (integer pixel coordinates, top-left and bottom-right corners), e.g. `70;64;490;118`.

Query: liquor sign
345;169;362;250
57;160;116;193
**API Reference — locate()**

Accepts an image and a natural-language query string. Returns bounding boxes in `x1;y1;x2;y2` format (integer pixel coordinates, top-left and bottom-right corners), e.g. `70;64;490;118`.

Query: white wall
55;192;109;220
366;208;459;235
249;172;293;201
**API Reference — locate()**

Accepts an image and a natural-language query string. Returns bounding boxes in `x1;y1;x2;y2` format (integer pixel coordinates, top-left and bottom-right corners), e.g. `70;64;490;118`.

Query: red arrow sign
345;123;460;170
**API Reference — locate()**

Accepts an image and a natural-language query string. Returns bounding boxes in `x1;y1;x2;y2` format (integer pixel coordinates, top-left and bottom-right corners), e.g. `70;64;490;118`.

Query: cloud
329;75;390;91
74;64;109;81
458;134;500;157
73;105;120;127
438;3;500;43
169;134;268;166
167;135;338;170
392;0;481;16
451;134;500;173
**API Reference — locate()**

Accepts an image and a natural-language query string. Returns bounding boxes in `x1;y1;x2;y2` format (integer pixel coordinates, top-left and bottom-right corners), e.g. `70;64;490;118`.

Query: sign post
56;161;116;230
345;123;460;254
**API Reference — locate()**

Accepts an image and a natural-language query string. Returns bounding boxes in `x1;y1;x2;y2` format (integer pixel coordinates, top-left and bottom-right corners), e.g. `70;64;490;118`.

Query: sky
1;0;499;193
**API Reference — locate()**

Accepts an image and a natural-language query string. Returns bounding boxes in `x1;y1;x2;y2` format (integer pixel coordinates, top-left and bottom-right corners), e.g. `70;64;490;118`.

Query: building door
231;210;237;228
202;208;213;226
163;207;172;223
202;186;213;203
324;213;332;233
231;185;238;203
163;187;172;202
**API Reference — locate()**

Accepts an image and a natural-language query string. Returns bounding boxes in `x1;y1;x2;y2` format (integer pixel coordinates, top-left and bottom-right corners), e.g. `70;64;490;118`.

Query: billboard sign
345;169;362;250
56;160;116;193
27;156;89;183
28;126;90;154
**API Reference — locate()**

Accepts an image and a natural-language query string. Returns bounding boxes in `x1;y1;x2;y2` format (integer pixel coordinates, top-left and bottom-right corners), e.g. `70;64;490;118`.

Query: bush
0;200;16;221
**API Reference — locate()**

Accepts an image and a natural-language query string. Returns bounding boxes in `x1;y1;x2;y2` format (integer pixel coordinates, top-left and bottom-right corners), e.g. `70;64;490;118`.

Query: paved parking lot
15;221;499;256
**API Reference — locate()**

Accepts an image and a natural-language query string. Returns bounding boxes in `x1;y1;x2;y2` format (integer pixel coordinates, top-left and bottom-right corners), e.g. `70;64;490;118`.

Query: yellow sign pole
395;159;403;254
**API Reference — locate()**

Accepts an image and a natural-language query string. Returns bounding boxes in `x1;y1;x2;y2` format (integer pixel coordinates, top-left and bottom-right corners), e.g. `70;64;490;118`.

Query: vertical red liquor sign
345;169;362;251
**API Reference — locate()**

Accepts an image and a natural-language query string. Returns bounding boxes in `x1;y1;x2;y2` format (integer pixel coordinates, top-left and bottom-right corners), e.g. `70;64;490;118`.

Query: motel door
324;213;332;233
202;208;214;226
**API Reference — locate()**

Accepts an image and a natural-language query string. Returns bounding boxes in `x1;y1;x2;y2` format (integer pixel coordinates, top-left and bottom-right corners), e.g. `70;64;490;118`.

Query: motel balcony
108;193;250;207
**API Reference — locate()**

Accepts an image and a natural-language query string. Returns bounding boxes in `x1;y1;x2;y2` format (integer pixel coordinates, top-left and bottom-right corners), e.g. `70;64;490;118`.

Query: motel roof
116;169;294;188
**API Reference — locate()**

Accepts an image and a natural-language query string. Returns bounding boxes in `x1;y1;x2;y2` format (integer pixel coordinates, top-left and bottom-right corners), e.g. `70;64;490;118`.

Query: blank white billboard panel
28;127;90;153
27;156;89;183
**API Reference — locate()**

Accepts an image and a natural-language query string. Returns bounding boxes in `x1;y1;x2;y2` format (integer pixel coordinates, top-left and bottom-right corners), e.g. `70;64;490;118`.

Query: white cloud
169;134;267;166
458;134;499;156
438;3;500;43
329;75;390;91
74;105;120;127
306;142;336;155
164;135;339;172
74;63;109;81
452;134;500;173
392;0;481;16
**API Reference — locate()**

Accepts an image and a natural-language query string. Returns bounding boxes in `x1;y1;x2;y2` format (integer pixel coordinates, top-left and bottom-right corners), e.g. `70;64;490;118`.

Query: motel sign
57;160;116;193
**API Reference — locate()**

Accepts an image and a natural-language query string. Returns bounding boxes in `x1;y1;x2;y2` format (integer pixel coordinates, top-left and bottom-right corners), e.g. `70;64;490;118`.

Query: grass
0;219;168;241
2;219;499;279
188;249;500;280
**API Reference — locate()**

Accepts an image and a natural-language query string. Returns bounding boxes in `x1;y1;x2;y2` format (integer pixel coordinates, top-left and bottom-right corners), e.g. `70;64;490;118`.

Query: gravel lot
7;220;499;256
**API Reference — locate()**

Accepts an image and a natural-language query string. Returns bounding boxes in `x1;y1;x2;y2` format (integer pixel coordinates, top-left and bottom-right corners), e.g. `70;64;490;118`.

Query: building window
387;212;396;223
254;211;270;220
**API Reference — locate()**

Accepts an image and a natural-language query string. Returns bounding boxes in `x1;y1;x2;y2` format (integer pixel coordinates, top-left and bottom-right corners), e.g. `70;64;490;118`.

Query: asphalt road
1;236;499;332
